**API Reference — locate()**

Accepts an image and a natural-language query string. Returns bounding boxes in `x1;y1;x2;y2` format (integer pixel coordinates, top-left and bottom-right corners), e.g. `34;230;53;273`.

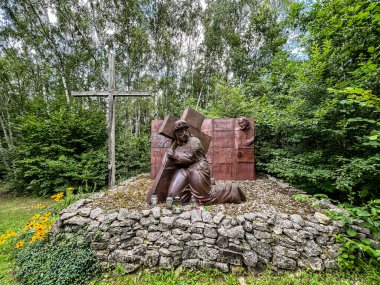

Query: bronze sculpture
150;115;256;182
237;117;254;147
165;119;246;205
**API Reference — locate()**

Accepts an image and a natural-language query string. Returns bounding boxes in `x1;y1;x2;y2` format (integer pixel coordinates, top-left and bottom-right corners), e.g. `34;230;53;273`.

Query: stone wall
52;191;378;274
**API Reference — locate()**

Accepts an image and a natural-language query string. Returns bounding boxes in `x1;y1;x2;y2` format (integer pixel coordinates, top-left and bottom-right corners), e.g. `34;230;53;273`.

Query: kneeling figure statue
166;119;246;205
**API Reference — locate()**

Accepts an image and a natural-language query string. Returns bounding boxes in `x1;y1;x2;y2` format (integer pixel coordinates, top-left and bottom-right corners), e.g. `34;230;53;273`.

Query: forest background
0;0;378;207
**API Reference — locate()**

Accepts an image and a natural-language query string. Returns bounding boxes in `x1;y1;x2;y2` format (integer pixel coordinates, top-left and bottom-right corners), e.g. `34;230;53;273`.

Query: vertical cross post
72;51;151;188
108;52;116;186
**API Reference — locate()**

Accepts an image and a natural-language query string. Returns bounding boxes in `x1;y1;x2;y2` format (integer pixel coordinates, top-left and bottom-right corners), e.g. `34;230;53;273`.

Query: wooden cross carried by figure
72;51;151;187
146;107;212;203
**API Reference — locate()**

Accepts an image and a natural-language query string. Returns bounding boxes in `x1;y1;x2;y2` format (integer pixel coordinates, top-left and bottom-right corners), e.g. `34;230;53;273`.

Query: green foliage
325;200;380;277
233;0;380;204
9;100;107;196
203;83;254;118
14;238;99;285
304;0;379;91
0;185;51;284
250;77;380;202
293;194;315;206
116;132;151;181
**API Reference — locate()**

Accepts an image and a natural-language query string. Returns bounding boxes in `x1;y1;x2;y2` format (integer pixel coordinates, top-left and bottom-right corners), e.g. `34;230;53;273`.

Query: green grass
0;184;50;285
89;267;378;285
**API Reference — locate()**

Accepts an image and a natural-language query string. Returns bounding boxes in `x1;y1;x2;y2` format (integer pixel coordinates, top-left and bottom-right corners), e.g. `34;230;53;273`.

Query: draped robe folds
167;136;246;205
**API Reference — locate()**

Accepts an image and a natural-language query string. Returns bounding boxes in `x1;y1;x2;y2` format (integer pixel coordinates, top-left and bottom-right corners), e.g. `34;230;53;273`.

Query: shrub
10;106;107;196
116;132;151;180
325;199;380;278
14;238;99;285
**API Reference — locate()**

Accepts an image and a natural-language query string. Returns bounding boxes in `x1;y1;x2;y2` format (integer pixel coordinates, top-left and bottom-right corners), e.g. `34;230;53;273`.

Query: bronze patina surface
147;108;250;205
147;108;211;203
151;117;255;181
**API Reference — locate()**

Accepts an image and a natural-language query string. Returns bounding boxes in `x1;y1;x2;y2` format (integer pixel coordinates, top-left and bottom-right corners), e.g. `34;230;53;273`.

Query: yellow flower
29;232;43;243
31;214;41;220
32;222;42;230
33;203;45;209
23;221;36;230
0;229;17;245
0;235;8;245
6;229;17;237
36;225;45;232
51;192;64;202
15;240;25;248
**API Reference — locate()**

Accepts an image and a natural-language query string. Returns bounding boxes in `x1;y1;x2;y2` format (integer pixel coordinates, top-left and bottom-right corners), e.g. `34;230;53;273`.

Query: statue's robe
168;136;246;205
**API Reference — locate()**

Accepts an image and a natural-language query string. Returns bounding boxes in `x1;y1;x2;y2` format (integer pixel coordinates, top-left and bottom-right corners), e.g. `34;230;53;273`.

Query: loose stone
213;212;225;224
204;227;218;238
273;254;296;270
90;208;103;219
152;207;161;219
202;211;213;223
127;210;142;220
78;208;91;217
198;246;219;261
243;251;258;267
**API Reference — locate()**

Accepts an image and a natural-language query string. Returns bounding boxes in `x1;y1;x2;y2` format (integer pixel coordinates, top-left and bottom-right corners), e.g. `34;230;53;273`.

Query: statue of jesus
166;119;246;205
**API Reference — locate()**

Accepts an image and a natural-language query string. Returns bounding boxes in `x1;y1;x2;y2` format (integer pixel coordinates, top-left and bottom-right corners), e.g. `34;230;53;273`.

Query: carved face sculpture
175;128;190;144
173;120;190;145
238;118;250;130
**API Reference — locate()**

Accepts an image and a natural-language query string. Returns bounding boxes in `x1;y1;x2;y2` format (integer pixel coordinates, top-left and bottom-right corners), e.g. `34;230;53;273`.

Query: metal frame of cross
146;107;212;203
72;51;151;187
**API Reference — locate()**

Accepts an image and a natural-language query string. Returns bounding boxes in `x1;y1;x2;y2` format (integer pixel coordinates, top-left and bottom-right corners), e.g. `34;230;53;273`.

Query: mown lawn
0;183;378;285
0;184;50;284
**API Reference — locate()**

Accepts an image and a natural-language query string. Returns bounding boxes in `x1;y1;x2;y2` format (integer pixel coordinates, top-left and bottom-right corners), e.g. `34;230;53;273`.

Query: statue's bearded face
175;128;190;144
238;119;250;130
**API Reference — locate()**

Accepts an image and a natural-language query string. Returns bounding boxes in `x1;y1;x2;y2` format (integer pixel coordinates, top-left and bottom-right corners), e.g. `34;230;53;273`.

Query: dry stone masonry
51;188;375;273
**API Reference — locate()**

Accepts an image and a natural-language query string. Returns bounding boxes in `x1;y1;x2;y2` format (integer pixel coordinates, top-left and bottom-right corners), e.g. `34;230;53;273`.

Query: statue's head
173;119;190;145
238;117;250;130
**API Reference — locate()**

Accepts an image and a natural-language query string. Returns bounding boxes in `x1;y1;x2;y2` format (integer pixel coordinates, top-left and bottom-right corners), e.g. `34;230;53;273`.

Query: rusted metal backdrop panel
150;118;256;181
150;120;171;180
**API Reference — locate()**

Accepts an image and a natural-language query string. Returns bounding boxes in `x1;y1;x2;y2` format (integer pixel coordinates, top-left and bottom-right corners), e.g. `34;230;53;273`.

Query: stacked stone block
52;193;374;273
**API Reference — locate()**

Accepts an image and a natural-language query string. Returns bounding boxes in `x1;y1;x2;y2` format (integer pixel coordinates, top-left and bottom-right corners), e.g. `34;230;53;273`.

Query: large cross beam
72;51;151;187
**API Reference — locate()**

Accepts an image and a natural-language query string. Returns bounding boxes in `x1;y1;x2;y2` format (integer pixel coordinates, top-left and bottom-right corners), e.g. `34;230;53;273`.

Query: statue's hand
166;149;175;159
244;138;254;147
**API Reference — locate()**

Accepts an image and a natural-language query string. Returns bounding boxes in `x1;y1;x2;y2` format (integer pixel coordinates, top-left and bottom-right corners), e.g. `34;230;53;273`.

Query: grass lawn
0;183;378;285
89;266;379;285
0;184;51;285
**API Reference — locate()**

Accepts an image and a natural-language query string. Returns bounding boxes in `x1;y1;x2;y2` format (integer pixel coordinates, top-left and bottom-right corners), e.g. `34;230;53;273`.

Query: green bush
253;87;380;203
116;132;151;181
325;199;380;279
10;105;107;196
14;238;99;285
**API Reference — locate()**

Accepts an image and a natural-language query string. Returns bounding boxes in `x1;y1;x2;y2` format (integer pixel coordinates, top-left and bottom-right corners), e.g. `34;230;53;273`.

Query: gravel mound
88;173;315;217
91;174;315;217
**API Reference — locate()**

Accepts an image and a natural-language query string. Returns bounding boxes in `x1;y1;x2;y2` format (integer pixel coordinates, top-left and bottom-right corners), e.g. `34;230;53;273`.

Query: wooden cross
146;107;212;203
72;51;151;187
